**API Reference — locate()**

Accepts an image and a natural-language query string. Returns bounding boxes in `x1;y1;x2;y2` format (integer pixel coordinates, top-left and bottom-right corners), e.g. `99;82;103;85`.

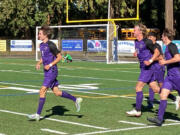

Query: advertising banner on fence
36;40;58;51
0;40;6;52
161;40;180;53
62;40;83;51
117;40;135;53
172;40;180;53
10;40;32;51
87;40;107;52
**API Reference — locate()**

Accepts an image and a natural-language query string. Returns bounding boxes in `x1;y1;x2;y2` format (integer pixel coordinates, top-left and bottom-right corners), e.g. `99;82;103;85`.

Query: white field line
0;81;40;88
118;120;147;126
0;82;122;97
41;128;68;134
0;82;176;105
73;122;180;135
166;119;180;123
0;63;139;73
0;69;137;83
0;85;134;100
0;82;99;90
0;133;6;135
1;82;175;104
0;109;108;130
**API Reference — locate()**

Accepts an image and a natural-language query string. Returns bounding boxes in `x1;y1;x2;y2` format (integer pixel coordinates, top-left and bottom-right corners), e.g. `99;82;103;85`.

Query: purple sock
61;91;76;102
158;100;167;121
149;88;154;102
136;91;143;111
37;97;46;115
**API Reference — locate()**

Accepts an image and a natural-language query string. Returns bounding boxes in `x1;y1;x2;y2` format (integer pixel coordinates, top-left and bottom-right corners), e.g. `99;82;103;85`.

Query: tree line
0;0;179;39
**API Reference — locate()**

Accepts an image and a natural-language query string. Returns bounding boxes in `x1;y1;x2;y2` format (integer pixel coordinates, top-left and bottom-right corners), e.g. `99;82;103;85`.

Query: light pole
165;0;173;30
108;0;111;20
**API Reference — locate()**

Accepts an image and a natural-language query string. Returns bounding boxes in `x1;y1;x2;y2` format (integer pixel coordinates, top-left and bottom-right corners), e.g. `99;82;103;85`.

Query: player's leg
52;86;76;101
175;90;180;111
147;69;163;109
28;86;48;121
147;88;154;109
147;88;170;126
152;69;177;107
126;81;145;117
52;86;83;112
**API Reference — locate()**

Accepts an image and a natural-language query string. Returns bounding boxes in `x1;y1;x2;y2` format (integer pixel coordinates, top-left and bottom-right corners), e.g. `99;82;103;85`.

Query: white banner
117;40;135;53
10;40;32;51
36;40;58;51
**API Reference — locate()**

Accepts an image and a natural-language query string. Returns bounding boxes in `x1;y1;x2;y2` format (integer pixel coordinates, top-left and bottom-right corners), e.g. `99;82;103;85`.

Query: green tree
0;0;36;38
0;0;66;39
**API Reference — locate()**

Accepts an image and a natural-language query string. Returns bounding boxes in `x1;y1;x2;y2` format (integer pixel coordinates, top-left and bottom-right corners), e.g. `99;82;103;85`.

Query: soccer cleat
126;109;141;117
147;100;154;109
27;113;40;121
75;98;83;112
175;96;180;111
147;117;163;126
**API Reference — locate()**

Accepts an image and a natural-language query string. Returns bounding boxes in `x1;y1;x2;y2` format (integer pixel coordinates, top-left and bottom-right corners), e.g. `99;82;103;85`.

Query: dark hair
39;25;52;39
148;32;157;38
135;23;147;38
163;28;175;40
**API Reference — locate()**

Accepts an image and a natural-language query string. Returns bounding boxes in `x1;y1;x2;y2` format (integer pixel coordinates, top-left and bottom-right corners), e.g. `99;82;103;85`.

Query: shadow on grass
29;105;83;121
42;105;83;120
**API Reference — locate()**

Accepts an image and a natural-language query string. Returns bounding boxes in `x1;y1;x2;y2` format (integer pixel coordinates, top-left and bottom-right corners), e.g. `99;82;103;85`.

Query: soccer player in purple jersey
147;28;180;126
28;26;83;121
126;24;161;117
147;32;179;109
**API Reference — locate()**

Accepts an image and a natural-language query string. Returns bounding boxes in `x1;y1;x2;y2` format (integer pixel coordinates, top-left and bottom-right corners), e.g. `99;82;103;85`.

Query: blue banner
162;40;180;53
62;40;83;51
87;40;107;52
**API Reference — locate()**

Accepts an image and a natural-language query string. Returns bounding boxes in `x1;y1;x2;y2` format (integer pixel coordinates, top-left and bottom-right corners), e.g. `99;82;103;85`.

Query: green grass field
0;58;180;135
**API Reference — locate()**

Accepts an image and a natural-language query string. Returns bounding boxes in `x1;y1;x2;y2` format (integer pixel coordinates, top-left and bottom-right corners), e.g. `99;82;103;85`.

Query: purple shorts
154;68;165;83
162;75;180;91
138;68;156;83
43;68;59;89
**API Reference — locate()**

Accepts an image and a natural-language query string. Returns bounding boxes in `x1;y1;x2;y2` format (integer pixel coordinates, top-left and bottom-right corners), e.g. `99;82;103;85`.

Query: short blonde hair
135;23;147;38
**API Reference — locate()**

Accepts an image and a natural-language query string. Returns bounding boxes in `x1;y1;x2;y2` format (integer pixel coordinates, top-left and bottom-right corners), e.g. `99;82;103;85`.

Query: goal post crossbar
35;24;111;62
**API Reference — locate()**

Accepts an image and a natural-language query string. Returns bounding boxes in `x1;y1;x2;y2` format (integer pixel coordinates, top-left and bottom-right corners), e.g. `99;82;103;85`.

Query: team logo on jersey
44;46;48;50
139;44;143;48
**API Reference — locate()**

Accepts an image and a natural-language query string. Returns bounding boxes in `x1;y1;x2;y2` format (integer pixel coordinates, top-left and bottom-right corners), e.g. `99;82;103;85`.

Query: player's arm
144;40;160;65
36;58;42;70
50;53;62;66
44;53;61;70
149;48;160;62
44;41;61;70
154;44;164;61
159;44;180;65
133;51;137;57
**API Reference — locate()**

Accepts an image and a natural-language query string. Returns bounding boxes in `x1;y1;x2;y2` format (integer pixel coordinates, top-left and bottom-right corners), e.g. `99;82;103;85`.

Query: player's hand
159;59;166;65
44;65;50;70
133;52;137;57
36;64;41;70
144;60;151;66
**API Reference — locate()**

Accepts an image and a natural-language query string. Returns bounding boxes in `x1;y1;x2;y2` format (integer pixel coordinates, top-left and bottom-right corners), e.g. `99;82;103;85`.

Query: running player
126;24;161;117
147;32;180;110
28;26;82;121
147;28;180;126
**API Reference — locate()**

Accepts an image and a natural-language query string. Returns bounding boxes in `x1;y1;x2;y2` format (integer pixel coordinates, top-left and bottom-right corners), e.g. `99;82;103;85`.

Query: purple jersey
135;38;154;69
40;41;60;67
40;41;60;88
165;43;180;77
135;38;157;83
